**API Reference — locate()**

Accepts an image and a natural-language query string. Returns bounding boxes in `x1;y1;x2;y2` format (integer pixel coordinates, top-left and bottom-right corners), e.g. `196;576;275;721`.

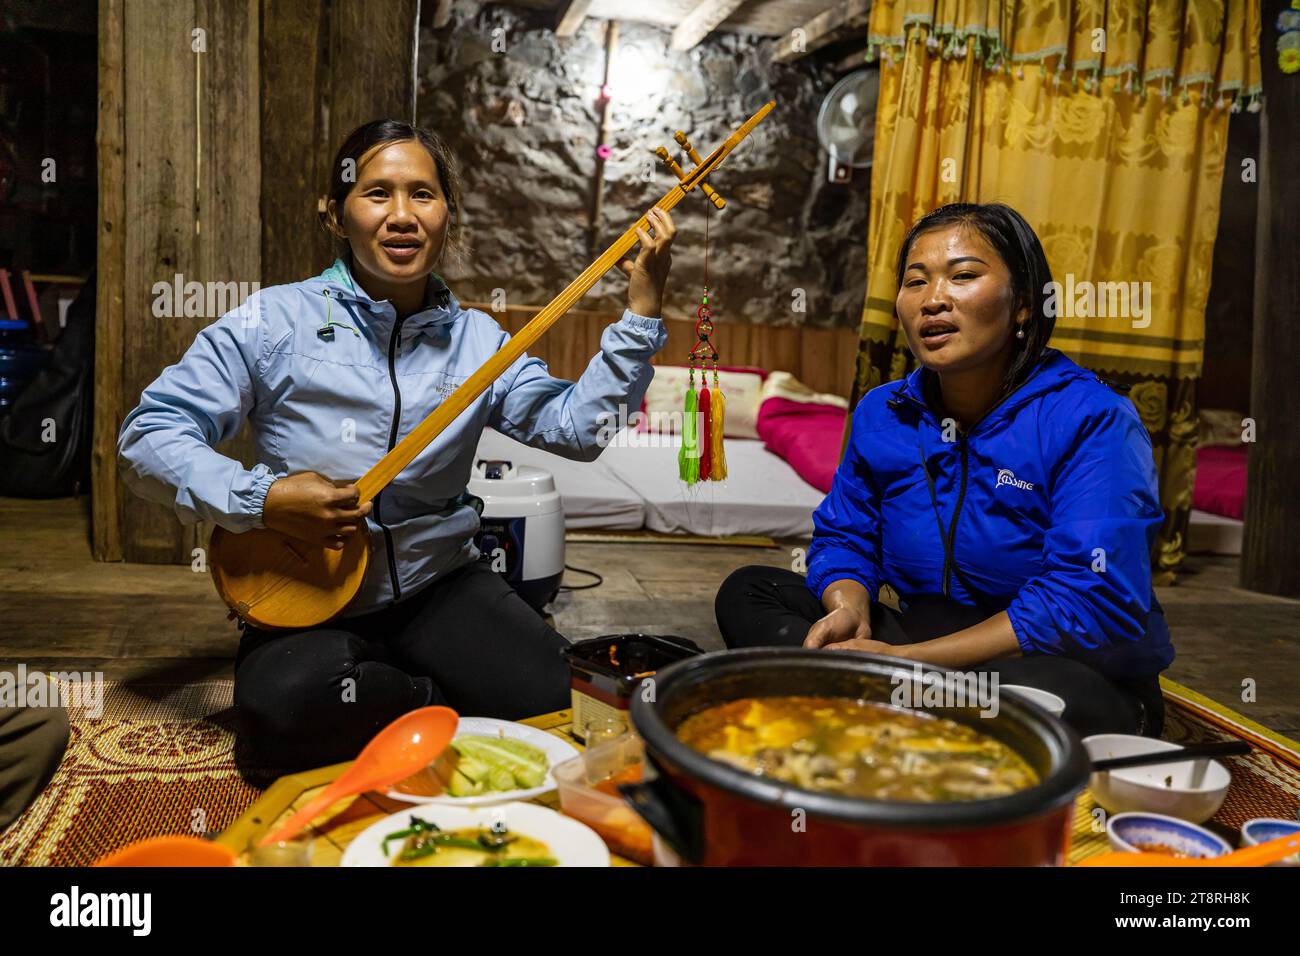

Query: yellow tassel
710;386;727;480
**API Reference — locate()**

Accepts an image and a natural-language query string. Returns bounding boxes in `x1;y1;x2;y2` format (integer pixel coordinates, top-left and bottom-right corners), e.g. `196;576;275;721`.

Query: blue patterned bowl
1241;818;1300;865
1107;811;1232;859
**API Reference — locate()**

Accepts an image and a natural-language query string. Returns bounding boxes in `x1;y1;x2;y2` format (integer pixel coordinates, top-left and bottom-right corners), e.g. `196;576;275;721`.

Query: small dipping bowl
1107;811;1231;859
1084;733;1230;823
1002;684;1066;718
244;836;314;867
1240;818;1300;865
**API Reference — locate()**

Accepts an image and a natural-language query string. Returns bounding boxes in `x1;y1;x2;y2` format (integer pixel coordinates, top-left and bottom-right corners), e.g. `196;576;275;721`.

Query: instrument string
359;103;773;501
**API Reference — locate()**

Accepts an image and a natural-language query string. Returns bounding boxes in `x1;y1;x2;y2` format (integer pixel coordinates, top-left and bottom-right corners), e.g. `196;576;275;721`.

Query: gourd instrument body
210;102;776;630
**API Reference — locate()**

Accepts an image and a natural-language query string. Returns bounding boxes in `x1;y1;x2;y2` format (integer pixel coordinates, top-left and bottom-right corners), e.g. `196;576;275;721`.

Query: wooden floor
3;496;1299;737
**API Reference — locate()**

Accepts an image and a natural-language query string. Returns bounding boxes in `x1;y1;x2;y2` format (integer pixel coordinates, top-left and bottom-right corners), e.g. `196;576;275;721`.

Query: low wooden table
217;709;640;867
216;707;1135;867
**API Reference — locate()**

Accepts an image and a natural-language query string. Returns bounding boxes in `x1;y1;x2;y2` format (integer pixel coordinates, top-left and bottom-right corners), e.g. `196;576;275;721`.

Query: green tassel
679;386;700;484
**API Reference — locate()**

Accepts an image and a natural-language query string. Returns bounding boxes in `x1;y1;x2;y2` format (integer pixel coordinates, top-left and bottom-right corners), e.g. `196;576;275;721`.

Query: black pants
233;560;571;779
714;566;1165;738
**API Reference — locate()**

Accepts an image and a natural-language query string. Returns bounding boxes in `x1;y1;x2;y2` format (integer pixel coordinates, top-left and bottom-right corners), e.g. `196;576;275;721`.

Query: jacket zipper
375;316;407;603
895;358;1058;601
942;434;970;597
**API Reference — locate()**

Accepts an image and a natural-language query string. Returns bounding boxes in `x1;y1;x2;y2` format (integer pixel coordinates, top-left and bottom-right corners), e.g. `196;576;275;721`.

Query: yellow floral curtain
853;0;1263;583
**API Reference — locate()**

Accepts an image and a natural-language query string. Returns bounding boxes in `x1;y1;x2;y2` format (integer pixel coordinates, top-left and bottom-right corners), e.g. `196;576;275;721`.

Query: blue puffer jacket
118;257;667;615
806;349;1174;680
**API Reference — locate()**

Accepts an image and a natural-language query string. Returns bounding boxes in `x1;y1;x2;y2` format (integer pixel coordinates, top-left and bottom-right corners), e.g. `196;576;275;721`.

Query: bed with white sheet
474;428;823;539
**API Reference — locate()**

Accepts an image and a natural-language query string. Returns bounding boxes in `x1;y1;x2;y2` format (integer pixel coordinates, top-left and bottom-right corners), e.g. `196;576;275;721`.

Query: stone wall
417;2;869;329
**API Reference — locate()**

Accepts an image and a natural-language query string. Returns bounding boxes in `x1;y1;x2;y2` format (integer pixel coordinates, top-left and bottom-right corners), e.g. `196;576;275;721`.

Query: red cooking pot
622;648;1089;866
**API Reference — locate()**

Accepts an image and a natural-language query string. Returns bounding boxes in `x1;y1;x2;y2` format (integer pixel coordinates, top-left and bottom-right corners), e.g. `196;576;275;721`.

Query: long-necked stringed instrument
209;102;776;629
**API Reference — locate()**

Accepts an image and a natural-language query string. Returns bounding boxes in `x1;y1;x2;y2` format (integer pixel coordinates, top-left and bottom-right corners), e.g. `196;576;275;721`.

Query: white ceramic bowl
1107;811;1232;858
1001;684;1066;717
1083;733;1230;823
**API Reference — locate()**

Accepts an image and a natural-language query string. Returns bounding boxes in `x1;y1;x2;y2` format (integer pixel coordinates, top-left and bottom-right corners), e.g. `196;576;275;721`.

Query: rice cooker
468;458;565;611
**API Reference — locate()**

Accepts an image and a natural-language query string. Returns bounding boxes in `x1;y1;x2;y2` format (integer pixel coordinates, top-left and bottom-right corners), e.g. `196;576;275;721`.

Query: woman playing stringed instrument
118;119;676;775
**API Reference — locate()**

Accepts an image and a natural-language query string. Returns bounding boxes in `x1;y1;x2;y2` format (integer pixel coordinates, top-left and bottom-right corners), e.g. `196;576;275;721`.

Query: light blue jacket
118;258;667;615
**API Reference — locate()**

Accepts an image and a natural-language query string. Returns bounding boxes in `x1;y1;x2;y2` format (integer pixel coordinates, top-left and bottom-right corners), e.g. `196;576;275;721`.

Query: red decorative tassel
698;385;712;482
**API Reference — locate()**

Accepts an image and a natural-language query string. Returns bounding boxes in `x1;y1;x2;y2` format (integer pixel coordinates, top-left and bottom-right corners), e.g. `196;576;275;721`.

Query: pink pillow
756;396;846;493
1192;445;1247;521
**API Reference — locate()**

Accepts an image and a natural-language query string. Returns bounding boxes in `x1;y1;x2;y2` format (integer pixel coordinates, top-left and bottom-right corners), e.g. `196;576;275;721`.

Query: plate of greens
341;801;610;868
386;716;579;806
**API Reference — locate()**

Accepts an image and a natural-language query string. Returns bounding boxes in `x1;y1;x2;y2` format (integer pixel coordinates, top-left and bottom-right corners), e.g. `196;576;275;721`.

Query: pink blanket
756;397;846;493
1192;444;1247;521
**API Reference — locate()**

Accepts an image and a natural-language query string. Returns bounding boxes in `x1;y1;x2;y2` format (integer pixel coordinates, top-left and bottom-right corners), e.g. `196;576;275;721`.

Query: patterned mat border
1159;676;1300;767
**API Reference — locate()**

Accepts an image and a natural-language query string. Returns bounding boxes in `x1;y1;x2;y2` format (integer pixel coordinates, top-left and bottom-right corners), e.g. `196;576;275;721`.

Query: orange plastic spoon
94;835;237;867
1079;831;1300;867
259;706;458;847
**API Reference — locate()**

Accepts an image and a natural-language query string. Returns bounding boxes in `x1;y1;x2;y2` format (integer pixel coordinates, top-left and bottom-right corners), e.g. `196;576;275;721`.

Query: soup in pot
675;695;1037;802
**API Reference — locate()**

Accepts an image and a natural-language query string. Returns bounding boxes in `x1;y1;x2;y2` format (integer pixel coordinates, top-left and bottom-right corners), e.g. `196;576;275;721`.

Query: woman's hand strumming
262;472;372;550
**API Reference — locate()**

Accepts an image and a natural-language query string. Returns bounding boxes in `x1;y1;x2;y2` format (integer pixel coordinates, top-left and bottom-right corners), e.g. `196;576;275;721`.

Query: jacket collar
311;256;460;330
890;349;1097;431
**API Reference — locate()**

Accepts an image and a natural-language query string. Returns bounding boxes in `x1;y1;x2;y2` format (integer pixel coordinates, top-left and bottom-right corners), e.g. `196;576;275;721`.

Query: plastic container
0;319;46;411
560;634;701;742
553;733;652;865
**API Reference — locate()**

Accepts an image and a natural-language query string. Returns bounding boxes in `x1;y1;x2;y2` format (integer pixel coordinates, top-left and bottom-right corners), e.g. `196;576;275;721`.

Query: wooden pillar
94;0;260;564
94;0;419;563
259;0;332;286
93;0;127;562
259;0;419;288
1241;0;1300;597
327;0;420;137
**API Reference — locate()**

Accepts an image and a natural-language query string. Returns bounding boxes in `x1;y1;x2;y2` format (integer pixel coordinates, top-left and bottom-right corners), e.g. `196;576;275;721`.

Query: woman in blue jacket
716;203;1173;737
118;120;675;774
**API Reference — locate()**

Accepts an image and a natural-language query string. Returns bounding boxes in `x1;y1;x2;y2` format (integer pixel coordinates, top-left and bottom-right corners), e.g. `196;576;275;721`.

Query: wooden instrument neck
353;101;776;506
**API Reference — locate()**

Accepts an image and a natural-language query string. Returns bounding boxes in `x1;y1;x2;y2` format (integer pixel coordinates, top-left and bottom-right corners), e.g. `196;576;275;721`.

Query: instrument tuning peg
673;132;726;209
655;146;688;181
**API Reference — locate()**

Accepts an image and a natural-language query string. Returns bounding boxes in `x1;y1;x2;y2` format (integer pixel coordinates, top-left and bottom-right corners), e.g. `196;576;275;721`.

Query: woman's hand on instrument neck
618;207;676;318
262;472;372;550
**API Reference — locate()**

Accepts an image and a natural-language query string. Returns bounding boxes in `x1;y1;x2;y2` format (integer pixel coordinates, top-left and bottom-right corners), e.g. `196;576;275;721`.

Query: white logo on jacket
995;468;1035;491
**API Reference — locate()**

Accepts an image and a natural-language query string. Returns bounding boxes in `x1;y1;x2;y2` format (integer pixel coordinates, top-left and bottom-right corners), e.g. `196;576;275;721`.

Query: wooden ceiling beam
832;45;872;74
556;0;595;37
669;0;749;51
773;0;872;63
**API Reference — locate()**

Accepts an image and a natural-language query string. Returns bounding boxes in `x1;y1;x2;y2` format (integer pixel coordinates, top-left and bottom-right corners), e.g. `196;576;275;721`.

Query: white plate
341;801;610;867
385;716;580;806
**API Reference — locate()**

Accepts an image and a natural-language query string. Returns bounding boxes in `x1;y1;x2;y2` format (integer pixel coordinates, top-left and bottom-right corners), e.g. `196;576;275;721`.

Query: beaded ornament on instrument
679;205;726;484
656;130;731;485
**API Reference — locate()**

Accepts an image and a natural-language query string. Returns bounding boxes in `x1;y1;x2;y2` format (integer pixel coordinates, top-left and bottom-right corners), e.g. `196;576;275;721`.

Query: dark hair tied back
320;119;467;270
